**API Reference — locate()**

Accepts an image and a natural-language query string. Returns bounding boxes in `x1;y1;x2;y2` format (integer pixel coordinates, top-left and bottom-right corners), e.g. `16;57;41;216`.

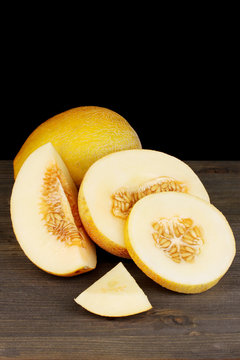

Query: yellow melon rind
14;106;142;186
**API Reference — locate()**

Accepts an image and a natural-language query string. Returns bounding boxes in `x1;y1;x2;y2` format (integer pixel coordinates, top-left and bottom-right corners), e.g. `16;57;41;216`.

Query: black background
5;65;238;162
3;10;238;161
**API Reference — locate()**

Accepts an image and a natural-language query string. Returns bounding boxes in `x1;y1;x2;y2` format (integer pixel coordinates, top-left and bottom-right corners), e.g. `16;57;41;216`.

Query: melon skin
78;149;210;258
10;143;97;276
13;106;142;186
124;192;236;294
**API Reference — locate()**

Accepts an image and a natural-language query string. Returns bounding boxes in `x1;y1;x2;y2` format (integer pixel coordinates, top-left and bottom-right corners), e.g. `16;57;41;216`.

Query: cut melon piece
125;192;236;294
10;143;96;276
79;149;209;258
74;262;152;317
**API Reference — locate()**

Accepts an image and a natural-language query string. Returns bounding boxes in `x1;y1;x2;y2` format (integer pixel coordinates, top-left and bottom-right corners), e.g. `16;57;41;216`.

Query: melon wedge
125;192;236;294
79;149;210;258
74;262;152;317
10;143;96;276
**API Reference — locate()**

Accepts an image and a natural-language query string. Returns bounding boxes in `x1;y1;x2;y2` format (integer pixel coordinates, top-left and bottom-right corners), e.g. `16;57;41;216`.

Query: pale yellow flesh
79;149;210;258
74;262;152;317
125;192;236;293
10;143;96;276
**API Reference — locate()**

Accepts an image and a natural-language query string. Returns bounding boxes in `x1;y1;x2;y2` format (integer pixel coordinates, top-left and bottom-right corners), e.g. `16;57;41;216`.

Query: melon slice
79;149;209;258
74;262;152;317
125;192;236;294
10;143;96;276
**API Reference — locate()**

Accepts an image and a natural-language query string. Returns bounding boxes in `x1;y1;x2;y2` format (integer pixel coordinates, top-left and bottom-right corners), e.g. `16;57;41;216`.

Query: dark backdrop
5;73;237;161
3;23;238;161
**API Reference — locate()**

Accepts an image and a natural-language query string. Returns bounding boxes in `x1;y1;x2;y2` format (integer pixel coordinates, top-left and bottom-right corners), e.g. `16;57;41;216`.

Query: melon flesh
125;192;236;293
74;262;152;317
79;149;210;258
10;143;96;276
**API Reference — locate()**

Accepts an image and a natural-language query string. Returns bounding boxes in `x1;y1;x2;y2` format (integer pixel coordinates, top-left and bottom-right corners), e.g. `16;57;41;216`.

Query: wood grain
0;160;239;360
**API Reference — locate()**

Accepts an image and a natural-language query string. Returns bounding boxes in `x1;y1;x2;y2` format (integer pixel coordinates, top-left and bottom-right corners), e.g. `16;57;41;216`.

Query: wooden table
0;160;239;360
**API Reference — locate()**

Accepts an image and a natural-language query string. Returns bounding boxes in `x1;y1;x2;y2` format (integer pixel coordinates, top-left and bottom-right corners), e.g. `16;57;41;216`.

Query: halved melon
125;192;236;293
10;143;96;276
74;262;152;317
79;149;210;258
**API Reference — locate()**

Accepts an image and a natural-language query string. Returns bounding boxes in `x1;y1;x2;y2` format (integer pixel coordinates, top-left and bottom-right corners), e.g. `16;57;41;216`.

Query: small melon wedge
79;149;209;258
10;143;96;276
125;192;236;294
74;262;152;317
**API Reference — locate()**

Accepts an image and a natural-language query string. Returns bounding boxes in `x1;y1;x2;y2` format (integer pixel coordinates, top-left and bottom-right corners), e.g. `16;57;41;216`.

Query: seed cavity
39;162;85;247
112;176;187;219
151;216;204;263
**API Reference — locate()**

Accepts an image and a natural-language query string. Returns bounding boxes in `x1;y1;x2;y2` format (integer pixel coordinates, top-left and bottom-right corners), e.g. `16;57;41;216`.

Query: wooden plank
0;160;239;360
